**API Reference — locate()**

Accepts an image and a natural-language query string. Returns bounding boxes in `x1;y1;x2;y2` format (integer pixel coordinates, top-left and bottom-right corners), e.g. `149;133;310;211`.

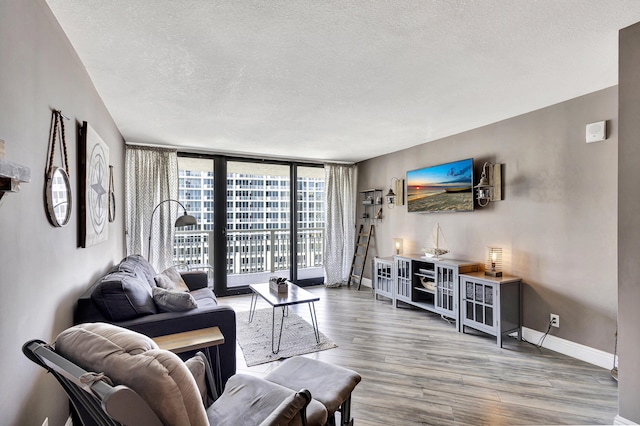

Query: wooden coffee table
249;283;320;354
153;326;224;392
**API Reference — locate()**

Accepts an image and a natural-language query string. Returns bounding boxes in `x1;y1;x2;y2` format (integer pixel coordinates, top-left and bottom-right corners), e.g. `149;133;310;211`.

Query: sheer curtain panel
323;163;356;287
125;146;179;272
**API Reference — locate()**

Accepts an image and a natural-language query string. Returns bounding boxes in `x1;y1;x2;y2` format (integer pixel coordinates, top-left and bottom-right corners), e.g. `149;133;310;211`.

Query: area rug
236;308;337;366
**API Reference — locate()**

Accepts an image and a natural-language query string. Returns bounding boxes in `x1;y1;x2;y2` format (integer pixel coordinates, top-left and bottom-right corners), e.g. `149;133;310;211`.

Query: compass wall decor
78;121;109;247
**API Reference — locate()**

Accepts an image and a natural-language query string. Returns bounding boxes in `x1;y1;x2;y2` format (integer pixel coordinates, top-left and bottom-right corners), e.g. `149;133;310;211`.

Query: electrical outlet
550;313;559;328
42;418;48;426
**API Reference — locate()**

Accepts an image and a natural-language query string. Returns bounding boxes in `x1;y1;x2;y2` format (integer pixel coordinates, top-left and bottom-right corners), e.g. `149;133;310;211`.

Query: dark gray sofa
74;254;236;388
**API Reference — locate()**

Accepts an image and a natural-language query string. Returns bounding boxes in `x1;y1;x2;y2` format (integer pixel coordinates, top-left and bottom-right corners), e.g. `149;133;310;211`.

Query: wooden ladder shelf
349;224;374;290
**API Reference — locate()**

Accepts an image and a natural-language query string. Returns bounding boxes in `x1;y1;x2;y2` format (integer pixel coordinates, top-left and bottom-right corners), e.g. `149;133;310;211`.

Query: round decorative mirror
46;166;72;227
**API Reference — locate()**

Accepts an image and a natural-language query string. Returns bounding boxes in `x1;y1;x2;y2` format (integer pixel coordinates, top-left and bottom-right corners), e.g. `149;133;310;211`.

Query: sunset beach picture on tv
407;158;474;213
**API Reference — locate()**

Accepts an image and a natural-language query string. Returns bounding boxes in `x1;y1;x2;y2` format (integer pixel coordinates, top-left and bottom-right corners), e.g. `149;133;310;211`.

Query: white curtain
125;146;179;272
323;163;356;287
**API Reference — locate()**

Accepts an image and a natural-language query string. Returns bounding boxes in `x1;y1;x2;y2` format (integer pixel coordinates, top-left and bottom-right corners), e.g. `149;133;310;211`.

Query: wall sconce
474;162;502;207
393;238;403;255
485;247;503;277
385;188;396;207
386;177;404;208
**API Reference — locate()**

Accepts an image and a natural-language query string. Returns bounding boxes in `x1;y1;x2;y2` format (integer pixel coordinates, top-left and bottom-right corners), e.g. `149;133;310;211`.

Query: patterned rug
235;308;337;366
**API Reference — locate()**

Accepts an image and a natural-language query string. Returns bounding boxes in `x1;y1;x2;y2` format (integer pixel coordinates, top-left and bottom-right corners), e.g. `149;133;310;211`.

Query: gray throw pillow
152;287;197;312
185;351;218;407
91;272;157;321
154;267;189;292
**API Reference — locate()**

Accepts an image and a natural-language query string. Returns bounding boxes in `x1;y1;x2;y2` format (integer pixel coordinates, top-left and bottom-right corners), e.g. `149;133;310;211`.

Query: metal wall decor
45;110;72;227
78;121;109;247
108;165;115;222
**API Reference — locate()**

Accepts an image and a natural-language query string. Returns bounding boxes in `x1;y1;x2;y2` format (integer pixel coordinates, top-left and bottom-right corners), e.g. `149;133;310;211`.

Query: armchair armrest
181;271;208;291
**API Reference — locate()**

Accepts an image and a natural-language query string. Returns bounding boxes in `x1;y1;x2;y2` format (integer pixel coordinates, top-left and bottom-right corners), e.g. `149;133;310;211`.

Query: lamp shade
175;212;197;228
393;238;403;255
485;247;503;277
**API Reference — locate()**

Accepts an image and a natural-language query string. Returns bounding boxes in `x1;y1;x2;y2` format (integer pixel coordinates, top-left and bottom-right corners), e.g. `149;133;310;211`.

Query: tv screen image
406;158;474;213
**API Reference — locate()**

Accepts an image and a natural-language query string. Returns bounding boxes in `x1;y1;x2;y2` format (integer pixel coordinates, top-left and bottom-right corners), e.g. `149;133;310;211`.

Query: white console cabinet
373;254;522;344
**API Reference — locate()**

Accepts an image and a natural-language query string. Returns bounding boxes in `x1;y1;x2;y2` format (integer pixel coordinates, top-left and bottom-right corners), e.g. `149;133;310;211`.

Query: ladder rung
350;274;361;280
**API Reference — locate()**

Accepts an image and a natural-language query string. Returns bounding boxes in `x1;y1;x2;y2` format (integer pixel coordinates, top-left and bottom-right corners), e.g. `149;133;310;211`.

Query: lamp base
485;270;503;277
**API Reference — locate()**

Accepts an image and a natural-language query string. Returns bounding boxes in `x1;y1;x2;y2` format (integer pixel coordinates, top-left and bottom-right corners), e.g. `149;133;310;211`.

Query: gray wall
0;1;125;425
357;87;618;353
618;21;640;425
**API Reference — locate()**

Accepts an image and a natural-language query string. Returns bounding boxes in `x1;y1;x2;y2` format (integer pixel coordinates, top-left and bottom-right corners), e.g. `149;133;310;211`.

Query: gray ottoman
265;357;361;426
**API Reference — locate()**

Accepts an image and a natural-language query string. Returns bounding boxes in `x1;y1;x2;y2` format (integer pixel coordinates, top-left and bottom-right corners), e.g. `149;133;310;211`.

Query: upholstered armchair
24;323;327;426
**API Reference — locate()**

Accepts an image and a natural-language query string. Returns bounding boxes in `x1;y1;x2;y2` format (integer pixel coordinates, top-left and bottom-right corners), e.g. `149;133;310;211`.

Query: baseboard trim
521;327;615;370
360;277;372;289
614;415;638;425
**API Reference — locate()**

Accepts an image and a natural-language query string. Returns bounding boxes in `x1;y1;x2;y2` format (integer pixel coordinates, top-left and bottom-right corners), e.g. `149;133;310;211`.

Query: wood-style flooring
220;285;618;426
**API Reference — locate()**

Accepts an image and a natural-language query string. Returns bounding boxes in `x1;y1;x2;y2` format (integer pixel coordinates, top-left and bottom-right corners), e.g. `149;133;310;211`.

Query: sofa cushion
91;272;157;321
190;287;218;307
152;287;198;312
154;267;189;292
55;323;209;426
111;254;158;288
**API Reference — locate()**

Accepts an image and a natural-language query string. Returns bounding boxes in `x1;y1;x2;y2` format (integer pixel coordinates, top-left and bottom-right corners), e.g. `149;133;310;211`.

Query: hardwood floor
220;285;618;425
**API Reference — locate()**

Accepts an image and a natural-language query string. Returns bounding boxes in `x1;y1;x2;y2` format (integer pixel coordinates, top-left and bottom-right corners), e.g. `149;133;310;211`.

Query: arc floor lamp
147;199;198;263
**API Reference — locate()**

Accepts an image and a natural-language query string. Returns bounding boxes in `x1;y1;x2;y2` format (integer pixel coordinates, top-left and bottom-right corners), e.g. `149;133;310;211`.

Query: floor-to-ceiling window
176;155;324;294
175;156;215;275
225;160;291;288
296;166;325;282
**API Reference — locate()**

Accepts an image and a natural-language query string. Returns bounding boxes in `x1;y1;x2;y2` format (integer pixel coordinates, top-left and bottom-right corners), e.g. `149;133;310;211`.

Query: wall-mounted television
407;158;474;213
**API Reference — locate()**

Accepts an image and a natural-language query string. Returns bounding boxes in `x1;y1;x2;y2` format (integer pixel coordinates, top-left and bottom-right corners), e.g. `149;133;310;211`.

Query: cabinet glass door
436;266;455;314
464;279;494;329
375;259;393;296
395;258;411;301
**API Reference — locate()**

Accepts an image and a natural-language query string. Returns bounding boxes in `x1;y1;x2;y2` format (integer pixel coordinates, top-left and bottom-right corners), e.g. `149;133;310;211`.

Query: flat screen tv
406;158;474;213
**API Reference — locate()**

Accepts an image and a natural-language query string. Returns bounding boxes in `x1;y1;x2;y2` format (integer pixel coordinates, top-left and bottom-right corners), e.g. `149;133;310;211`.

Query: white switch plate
586;121;606;143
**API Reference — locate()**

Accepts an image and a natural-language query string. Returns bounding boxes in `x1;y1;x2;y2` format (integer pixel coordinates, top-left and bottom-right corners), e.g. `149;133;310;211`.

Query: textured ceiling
46;1;640;163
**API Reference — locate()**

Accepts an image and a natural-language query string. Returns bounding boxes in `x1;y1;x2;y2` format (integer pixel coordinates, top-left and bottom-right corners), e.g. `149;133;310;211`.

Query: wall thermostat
586;121;606;143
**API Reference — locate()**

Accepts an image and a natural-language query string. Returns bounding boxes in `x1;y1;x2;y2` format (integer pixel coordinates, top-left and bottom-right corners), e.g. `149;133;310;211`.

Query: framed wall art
78;121;109;247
